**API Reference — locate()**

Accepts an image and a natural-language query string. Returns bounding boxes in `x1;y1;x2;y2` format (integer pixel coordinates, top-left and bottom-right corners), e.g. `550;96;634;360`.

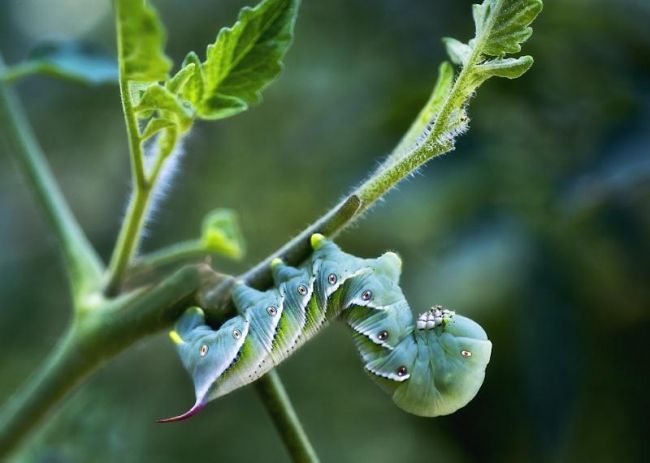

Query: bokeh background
1;0;649;461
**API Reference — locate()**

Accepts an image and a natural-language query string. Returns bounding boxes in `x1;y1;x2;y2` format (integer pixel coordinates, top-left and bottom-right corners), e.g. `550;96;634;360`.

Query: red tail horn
157;401;205;423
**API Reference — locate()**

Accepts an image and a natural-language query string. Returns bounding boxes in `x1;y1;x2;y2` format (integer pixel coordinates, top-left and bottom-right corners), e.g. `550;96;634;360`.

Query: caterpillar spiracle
160;234;492;422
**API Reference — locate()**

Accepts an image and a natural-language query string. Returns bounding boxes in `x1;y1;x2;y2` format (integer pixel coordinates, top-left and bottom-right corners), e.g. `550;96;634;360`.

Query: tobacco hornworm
160;234;492;422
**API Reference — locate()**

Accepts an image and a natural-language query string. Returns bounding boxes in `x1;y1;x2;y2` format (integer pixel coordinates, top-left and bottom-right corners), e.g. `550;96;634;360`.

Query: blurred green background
1;0;649;461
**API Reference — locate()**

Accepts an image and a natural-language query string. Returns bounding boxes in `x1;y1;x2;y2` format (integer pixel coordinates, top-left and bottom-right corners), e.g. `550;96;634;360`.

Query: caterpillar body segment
161;234;491;422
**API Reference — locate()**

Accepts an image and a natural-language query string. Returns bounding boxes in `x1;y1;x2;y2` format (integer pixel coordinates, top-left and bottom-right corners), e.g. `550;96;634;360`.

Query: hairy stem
0;54;104;304
118;76;147;190
255;371;320;463
103;70;151;296
105;187;151;296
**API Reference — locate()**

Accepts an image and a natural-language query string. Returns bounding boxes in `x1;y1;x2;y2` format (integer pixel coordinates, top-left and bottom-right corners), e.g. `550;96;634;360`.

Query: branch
0;53;104;305
103;76;150;296
130;239;206;273
0;264;214;458
255;371;320;463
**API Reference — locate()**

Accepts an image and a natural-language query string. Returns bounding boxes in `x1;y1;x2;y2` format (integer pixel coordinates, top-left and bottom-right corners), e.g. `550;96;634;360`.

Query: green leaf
173;52;204;105
201;209;246;260
2;42;118;85
200;94;248;120
394;0;541;164
136;84;193;131
166;63;196;95
473;55;534;79
443;38;472;66
444;0;542;87
475;0;543;56
141;117;175;140
116;0;172;82
393;61;455;156
196;0;300;120
427;62;455;115
447;0;542;65
157;126;179;160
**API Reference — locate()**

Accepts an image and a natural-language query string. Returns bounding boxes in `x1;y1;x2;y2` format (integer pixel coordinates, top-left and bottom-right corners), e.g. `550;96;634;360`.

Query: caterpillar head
366;307;492;417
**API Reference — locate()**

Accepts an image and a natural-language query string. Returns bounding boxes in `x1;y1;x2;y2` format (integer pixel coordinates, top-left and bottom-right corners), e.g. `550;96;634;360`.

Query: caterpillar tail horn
157;400;206;423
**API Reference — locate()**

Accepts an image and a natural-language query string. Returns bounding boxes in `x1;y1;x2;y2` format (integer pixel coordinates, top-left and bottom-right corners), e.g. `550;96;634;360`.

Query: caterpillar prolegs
160;234;492;422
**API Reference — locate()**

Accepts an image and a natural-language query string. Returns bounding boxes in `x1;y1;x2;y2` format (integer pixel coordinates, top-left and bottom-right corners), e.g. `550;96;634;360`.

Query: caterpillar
159;234;492;422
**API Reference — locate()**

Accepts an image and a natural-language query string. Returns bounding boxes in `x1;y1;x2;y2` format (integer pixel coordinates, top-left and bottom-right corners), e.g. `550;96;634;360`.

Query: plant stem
0;54;104;304
119;74;147;190
103;68;151;296
255;371;320;463
0;264;211;458
203;48;481;311
1;62;42;84
131;239;206;272
105;187;151;295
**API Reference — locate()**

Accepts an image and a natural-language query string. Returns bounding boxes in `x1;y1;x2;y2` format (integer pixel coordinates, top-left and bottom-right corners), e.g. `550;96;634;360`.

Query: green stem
201;89;461;309
104;61;183;294
0;54;104;304
1;62;42;84
119;75;147;190
0;265;212;458
131;239;206;272
203;40;484;310
0;322;107;458
104;187;151;296
103;68;151;296
255;371;320;463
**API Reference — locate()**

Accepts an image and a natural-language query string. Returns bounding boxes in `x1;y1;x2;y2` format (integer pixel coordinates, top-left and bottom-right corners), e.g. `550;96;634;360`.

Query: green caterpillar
159;234;492;422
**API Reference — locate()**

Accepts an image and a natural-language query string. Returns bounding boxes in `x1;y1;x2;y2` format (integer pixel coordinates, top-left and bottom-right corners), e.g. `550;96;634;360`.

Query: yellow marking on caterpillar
169;330;185;345
271;257;284;269
310;233;325;250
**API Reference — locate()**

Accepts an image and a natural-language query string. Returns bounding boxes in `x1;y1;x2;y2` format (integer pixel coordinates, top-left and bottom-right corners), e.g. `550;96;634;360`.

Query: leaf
2;42;118;85
116;0;172;82
474;55;534;79
475;0;544;56
196;0;300;120
166;63;196;95
396;0;541;164
136;84;193;131
141;117;175;140
157;126;179;160
427;62;456;116
443;38;472;66
177;52;205;104
447;0;542;64
444;0;542;85
200;94;247;120
201;209;245;260
393;61;455;157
